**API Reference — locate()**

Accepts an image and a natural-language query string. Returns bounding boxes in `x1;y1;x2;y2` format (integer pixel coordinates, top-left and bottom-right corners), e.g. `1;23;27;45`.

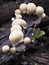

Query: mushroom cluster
14;3;46;19
19;3;46;18
2;2;47;54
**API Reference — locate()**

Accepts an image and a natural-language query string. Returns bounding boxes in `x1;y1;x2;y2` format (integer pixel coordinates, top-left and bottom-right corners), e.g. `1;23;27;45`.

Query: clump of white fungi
2;2;46;54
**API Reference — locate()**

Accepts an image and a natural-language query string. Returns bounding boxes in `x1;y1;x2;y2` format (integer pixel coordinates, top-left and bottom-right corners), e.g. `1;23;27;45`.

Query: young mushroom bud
35;6;44;16
11;25;22;32
9;30;24;46
27;3;36;14
10;47;16;54
19;3;27;14
15;14;22;19
40;13;46;19
11;18;15;21
24;37;31;45
31;38;35;43
15;9;21;15
12;19;27;29
2;45;10;53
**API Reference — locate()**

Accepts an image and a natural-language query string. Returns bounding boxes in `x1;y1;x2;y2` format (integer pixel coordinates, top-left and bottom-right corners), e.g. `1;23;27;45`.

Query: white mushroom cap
10;47;16;54
2;45;10;53
35;6;44;16
27;3;36;14
15;9;21;14
9;30;24;45
19;3;27;14
11;25;22;32
12;19;27;29
40;13;46;18
15;14;22;19
24;37;31;44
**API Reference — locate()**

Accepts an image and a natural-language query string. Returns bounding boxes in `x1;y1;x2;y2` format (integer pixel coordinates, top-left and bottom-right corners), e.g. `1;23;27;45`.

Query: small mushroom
40;13;46;19
11;25;22;32
15;14;22;19
2;45;10;53
35;6;44;16
10;47;16;54
15;9;21;15
12;19;27;29
11;18;15;21
19;3;27;14
9;30;24;46
24;37;31;45
31;38;35;43
27;3;36;14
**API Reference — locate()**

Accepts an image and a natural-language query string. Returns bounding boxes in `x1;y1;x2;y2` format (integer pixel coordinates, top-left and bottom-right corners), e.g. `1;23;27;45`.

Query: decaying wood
0;0;49;65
